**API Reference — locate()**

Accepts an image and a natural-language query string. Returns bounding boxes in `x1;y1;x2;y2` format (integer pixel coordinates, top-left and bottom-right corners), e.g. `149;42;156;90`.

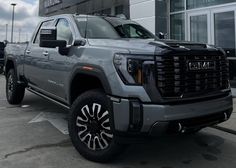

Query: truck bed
4;43;28;58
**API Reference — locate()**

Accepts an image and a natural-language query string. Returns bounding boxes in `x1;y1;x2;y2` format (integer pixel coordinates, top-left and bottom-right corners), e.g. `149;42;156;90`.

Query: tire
68;90;125;163
6;69;25;105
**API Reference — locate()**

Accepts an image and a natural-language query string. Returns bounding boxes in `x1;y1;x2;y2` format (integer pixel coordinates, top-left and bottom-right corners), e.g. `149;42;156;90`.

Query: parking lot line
29;112;68;135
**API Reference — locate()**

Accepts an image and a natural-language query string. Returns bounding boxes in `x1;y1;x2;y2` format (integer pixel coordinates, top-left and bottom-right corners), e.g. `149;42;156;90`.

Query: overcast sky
0;0;39;42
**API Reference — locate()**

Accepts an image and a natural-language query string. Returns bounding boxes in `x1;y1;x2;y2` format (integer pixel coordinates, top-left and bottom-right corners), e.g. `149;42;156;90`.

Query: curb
211;125;236;135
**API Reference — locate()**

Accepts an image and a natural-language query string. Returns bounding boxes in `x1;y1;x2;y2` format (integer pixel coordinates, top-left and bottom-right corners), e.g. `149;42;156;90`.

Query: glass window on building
115;5;124;15
215;11;235;57
187;0;236;10
170;0;185;12
101;8;111;15
170;13;185;40
190;15;208;43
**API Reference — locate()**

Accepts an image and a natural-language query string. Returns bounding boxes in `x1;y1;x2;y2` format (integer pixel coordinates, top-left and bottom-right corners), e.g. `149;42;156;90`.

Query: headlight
113;54;154;85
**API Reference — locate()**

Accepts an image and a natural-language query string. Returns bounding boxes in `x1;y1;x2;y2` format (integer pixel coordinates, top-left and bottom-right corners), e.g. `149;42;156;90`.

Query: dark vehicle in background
0;42;5;74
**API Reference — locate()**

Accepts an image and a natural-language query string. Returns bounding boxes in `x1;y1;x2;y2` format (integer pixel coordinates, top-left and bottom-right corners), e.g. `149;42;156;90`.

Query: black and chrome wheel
69;90;125;162
6;69;25;105
77;103;113;150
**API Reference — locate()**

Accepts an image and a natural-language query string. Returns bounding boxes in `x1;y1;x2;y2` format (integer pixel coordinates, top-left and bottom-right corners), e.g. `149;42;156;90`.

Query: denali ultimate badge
188;61;216;71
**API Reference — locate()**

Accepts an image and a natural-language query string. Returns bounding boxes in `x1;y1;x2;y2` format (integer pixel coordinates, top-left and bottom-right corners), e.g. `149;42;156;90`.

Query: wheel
6;69;25;105
68;90;125;163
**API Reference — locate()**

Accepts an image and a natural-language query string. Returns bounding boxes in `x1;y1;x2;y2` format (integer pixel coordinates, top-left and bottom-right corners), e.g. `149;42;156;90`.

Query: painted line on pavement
211;126;236;135
29;112;68;135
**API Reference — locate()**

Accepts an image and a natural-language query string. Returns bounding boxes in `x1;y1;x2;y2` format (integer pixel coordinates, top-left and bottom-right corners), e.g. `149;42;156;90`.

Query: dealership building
39;0;236;87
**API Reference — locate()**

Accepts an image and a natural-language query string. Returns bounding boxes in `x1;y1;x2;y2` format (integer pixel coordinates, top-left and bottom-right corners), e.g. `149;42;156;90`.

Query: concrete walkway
231;88;236;98
215;99;236;134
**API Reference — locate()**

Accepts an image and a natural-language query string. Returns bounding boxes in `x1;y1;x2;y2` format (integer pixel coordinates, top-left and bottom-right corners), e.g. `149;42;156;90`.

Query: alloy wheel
76;103;113;151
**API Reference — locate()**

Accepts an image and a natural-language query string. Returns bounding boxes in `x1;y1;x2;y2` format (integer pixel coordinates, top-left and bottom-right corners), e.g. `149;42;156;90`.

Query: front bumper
111;94;233;136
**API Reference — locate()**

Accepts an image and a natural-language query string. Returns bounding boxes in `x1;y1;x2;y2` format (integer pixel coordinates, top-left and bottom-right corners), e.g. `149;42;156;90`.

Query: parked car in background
0;42;6;74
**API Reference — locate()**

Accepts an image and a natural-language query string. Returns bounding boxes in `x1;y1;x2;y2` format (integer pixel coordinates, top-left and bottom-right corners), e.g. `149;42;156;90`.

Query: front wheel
6;69;25;105
68;90;125;162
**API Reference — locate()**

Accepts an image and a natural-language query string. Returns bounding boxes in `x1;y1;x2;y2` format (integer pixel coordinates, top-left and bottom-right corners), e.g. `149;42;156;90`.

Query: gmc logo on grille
188;61;216;71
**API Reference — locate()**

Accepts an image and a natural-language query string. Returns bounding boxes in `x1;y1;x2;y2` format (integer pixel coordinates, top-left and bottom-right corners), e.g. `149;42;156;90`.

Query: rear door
24;19;55;90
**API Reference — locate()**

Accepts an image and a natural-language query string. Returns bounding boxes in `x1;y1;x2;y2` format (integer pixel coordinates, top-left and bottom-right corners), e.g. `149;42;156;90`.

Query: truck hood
87;38;210;55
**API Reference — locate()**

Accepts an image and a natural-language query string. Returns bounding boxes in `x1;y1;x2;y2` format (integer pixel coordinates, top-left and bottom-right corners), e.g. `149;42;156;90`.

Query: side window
56;19;73;45
34;20;54;44
76;17;87;38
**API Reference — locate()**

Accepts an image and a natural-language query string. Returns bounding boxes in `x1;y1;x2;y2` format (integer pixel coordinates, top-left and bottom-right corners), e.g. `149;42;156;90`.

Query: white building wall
129;0;156;34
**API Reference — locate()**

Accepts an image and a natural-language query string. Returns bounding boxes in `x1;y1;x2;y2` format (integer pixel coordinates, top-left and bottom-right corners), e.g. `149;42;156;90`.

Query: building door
211;7;236;86
187;11;211;44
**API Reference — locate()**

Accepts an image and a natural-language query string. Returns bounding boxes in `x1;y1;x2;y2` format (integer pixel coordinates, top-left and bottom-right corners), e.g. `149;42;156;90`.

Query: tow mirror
39;27;68;55
74;39;86;46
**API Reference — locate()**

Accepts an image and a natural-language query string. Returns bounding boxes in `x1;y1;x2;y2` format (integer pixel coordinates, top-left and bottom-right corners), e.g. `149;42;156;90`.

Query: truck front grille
156;55;229;98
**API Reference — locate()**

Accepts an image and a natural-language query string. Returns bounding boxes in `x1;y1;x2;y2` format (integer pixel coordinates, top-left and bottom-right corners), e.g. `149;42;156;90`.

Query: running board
27;87;70;110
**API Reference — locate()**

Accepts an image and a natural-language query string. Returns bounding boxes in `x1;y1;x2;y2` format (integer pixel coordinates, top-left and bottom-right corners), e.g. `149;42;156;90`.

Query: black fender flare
68;64;112;104
5;57;17;77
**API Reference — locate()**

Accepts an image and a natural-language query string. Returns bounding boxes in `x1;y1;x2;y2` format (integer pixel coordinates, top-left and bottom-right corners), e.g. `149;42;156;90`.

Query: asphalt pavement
1;74;236;168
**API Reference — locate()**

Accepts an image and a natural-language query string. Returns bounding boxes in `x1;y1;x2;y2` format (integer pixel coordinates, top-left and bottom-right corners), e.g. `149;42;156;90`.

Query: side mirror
39;27;68;55
74;39;86;46
158;32;165;39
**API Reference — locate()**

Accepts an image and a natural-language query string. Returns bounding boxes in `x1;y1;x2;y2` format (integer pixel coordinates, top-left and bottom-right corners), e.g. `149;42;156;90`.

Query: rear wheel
68;90;125;162
6;69;25;105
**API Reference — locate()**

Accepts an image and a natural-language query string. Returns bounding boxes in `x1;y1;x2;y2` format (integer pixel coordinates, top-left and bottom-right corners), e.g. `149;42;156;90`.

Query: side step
27;87;70;110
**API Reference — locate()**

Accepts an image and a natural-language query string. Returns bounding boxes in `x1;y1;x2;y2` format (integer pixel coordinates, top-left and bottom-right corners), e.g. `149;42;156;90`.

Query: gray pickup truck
4;14;233;162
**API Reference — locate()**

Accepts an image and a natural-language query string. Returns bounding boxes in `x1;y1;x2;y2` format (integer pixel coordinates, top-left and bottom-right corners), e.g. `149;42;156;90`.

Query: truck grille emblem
188;61;216;71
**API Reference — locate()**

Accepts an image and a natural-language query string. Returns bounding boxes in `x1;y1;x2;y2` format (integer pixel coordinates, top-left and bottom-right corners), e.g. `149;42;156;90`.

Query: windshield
76;16;156;39
114;24;155;39
76;17;120;39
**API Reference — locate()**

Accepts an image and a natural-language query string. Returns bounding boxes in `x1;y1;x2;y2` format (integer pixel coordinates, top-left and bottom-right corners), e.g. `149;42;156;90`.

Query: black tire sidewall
6;69;25;104
68;90;123;162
